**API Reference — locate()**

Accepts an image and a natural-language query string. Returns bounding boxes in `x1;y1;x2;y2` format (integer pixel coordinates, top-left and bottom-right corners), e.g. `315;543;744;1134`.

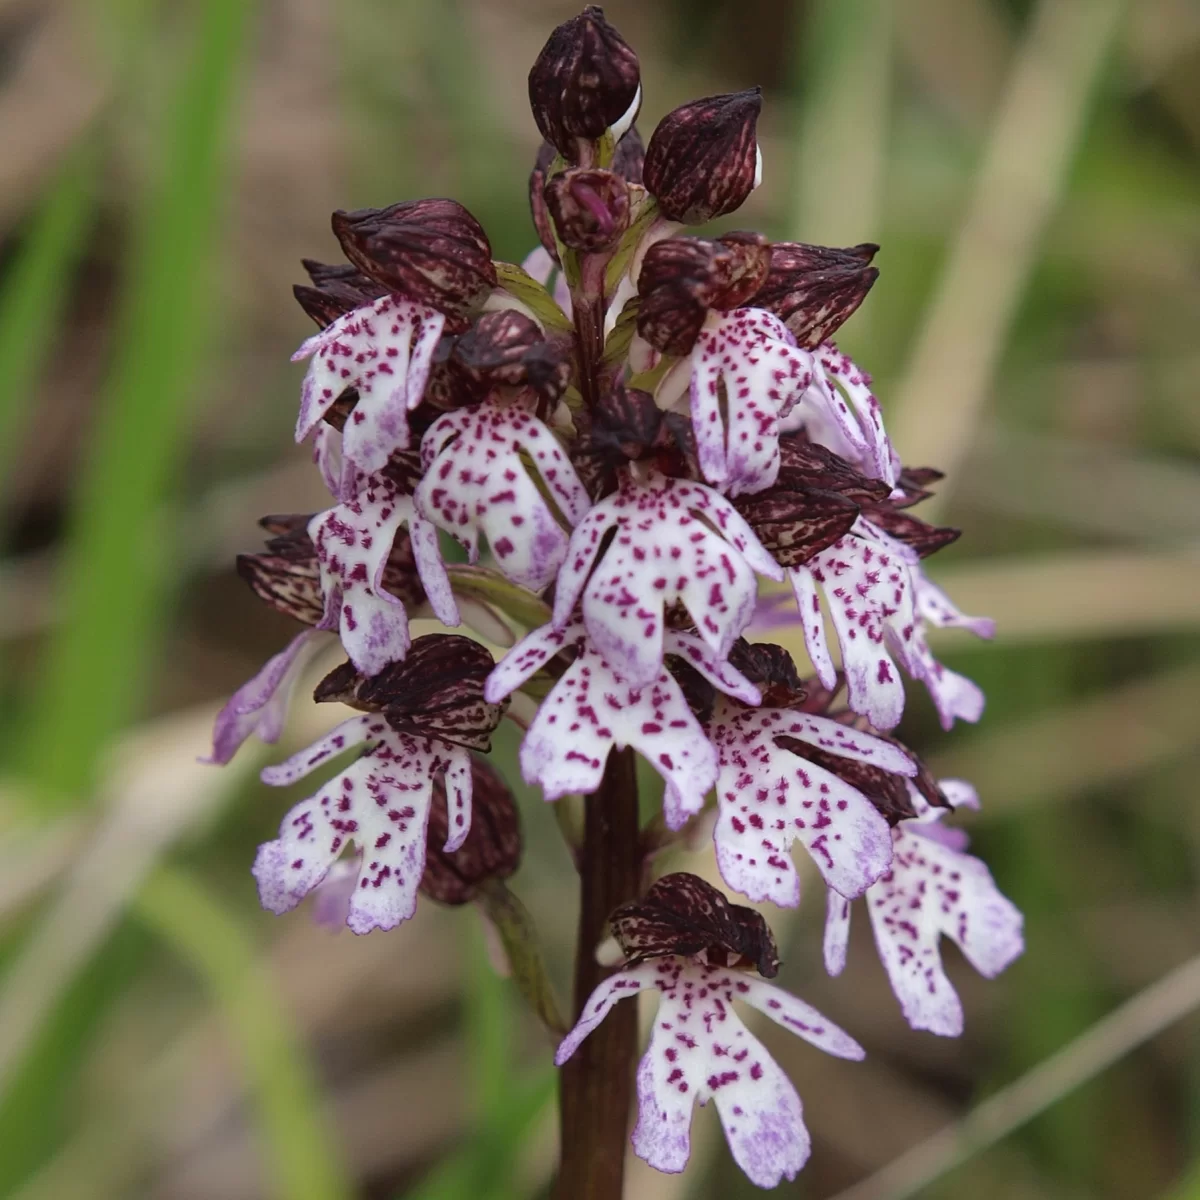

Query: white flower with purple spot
485;619;759;816
823;779;1024;1036
253;713;473;934
555;957;863;1187
309;472;458;676
416;401;591;591
293;294;445;474
676;309;871;499
786;517;988;731
707;700;915;907
551;470;784;689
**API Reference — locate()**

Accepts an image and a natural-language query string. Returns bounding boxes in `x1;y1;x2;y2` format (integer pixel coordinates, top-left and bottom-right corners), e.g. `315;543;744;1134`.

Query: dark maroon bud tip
314;635;505;751
544;167;630;252
643;88;762;224
726;641;807;707
752;241;880;348
292;260;386;328
331;198;497;317
452;310;571;403
421;757;522;905
528;6;641;158
636;233;770;355
610;872;780;978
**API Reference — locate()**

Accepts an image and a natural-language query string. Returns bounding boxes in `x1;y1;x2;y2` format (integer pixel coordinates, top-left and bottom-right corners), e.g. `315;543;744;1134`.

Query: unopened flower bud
527;6;641;158
752;241;879;348
643;88;762;224
610;872;780;978
636;232;769;355
420;756;522;905
452;310;571;403
544;167;629;252
726;640;807;708
331;198;497;319
528;141;561;260
313;634;506;751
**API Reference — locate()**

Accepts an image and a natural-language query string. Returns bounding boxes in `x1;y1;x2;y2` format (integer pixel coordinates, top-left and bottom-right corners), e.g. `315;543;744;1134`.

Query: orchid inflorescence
207;7;1022;1191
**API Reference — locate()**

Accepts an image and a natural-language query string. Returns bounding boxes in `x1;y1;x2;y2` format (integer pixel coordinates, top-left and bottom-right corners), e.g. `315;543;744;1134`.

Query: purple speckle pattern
710;705;911;906
293;295;445;475
551;471;783;689
253;714;473;935
786;517;917;729
308;473;458;676
555;957;863;1188
416;401;590;591
204;629;328;765
824;780;1024;1035
486;620;757;818
688;308;814;497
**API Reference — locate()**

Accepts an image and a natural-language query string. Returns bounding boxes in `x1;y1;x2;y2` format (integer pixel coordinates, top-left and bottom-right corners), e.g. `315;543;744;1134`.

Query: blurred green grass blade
0;145;97;505
22;0;256;809
0;920;147;1196
401;1067;556;1200
466;910;512;1121
135;866;352;1200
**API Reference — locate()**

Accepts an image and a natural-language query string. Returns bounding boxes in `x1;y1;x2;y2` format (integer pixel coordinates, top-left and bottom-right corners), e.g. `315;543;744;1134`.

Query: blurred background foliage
0;0;1198;1197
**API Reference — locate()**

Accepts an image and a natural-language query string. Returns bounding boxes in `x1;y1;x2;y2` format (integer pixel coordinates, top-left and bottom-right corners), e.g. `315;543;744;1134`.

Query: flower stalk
555;747;641;1200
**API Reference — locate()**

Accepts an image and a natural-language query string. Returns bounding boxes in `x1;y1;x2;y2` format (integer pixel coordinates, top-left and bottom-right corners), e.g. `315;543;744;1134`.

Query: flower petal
663;629;761;706
254;728;467;934
689;308;816;496
823;890;851;975
867;824;1024;1035
557;473;780;689
712;707;894;906
554;964;656;1065
204;630;327;765
915;572;995;637
416;403;589;591
738;973;865;1059
520;640;717;812
294;296;445;475
484;620;575;704
786;566;837;690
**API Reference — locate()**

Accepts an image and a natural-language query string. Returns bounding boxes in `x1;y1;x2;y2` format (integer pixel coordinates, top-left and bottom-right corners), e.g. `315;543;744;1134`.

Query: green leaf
603;189;658;297
447;565;552;631
492;261;572;332
478;880;566;1036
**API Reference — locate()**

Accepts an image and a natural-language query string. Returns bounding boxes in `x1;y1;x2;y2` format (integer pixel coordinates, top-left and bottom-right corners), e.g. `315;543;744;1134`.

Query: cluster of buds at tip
206;6;1019;1191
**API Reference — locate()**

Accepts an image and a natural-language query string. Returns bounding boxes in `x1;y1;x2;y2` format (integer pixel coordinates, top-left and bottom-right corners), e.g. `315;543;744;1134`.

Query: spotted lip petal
556;957;862;1188
551;472;782;690
254;715;473;934
689;308;819;497
710;705;905;907
416;402;590;592
786;518;920;730
308;473;459;677
487;620;755;816
293;295;445;476
824;780;1024;1035
204;630;328;765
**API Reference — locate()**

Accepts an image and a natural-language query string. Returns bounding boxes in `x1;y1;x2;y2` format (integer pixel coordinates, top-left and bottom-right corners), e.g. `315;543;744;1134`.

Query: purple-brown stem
554;746;641;1200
